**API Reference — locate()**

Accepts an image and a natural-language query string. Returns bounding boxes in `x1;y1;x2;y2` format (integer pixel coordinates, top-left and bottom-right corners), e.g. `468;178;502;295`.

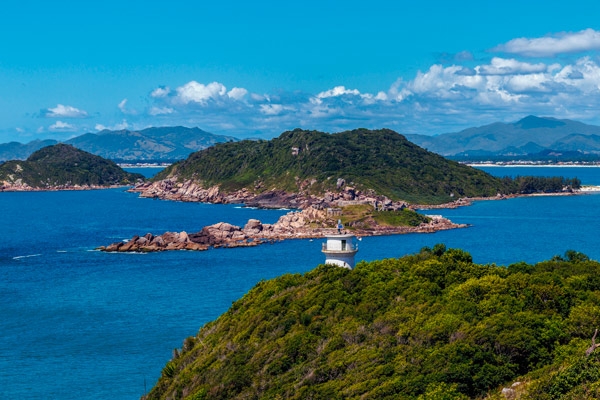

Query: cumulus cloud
227;87;248;100
317;86;361;99
478;58;548;75
175;81;227;104
136;40;600;138
493;28;600;57
49;121;75;131
45;104;88;118
151;86;170;98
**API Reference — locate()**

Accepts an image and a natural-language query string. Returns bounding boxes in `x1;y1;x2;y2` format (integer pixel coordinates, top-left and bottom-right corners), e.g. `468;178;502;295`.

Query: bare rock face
243;219;263;235
130;174;428;213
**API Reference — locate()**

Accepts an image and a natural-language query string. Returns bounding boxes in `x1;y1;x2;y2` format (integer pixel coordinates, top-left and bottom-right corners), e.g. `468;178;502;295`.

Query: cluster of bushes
146;246;600;399
500;175;581;194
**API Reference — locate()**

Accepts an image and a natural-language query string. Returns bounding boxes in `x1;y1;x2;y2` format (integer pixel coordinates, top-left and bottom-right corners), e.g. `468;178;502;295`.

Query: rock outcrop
130;179;409;211
99;207;466;253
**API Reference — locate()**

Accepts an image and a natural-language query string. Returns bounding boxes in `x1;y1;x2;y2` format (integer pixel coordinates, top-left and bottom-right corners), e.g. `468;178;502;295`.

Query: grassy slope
154;128;506;204
147;248;600;400
0;144;143;187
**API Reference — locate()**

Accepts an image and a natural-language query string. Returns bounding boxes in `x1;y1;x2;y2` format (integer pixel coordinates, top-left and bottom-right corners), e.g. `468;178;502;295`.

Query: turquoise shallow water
2;166;600;399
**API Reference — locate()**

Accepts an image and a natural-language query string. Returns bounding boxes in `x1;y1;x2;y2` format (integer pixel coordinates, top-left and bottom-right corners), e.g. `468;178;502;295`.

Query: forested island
0;144;143;190
133;128;581;209
144;247;600;399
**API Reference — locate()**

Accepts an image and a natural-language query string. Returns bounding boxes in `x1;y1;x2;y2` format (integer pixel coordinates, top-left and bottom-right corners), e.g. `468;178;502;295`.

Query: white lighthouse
321;233;359;269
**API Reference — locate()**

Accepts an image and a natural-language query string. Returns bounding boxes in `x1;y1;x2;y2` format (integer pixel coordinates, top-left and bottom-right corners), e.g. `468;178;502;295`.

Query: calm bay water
2;166;600;399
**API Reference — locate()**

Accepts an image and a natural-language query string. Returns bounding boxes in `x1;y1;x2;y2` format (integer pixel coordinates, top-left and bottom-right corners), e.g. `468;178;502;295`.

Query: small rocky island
99;205;464;252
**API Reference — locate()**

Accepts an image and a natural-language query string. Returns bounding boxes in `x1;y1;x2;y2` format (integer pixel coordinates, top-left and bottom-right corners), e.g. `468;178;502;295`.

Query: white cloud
493;28;600;57
117;98;138;115
45;104;88;118
112;120;129;130
478;58;547;75
317;86;361;99
175;81;228;104
151;86;170;98
251;93;267;101
259;104;286;115
505;73;552;93
227;87;248;100
49;121;75;131
95;120;129;131
149;106;174;116
136;50;600;138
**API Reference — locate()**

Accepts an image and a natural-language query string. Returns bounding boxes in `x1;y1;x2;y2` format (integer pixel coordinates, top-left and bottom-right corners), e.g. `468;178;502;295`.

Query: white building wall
322;234;358;269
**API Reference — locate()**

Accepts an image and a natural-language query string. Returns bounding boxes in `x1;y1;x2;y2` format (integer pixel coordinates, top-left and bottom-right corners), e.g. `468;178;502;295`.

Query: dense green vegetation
154;128;580;204
154;128;510;204
502;175;581;194
0;144;143;187
339;204;430;229
146;247;600;399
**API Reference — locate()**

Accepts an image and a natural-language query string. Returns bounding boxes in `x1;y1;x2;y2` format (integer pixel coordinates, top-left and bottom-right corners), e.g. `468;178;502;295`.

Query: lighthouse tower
321;232;359;269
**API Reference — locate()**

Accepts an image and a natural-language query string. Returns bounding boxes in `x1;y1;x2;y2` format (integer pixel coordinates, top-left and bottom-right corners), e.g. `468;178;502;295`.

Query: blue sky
3;0;600;142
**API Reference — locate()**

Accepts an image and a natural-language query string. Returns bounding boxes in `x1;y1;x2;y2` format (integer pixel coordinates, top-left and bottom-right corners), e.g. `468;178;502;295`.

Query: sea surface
2;166;600;399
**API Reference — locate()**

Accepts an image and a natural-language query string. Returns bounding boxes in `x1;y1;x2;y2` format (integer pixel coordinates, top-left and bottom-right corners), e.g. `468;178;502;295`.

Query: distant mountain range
405;116;600;160
0;126;237;162
5;117;600;163
0;139;60;161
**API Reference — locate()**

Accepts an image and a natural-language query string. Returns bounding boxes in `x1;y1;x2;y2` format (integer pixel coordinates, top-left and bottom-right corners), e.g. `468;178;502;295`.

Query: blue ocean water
2;166;600;399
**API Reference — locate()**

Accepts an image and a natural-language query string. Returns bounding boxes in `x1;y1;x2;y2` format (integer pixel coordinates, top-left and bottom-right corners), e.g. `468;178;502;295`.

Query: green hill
154;128;509;204
0;144;144;188
146;248;600;400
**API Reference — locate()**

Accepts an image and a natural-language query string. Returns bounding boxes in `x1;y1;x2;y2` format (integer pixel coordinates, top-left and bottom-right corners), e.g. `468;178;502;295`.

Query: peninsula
0;144;144;191
144;248;600;399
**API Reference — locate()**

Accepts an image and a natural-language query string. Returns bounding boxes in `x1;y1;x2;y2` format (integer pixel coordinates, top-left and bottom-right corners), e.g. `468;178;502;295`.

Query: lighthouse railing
322;243;358;252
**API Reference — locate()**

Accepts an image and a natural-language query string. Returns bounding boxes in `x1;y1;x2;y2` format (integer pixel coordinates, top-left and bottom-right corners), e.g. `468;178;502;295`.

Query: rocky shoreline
130;178;410;210
0;182;130;192
99;207;466;253
415;190;585;210
107;178;587;253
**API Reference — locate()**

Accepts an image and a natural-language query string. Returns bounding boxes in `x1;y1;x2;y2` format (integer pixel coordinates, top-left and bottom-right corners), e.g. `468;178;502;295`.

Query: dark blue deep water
2;166;600;399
